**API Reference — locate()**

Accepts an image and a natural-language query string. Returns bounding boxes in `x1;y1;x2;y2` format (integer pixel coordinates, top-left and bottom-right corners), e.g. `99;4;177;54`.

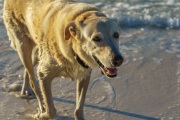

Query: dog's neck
74;54;89;69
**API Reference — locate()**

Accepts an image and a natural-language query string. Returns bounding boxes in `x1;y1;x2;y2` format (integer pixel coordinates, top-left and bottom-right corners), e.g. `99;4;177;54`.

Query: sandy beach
0;0;180;120
0;24;180;120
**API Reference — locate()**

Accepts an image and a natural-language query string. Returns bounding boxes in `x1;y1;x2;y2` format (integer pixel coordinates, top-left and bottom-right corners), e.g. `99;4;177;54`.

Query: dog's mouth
92;55;117;78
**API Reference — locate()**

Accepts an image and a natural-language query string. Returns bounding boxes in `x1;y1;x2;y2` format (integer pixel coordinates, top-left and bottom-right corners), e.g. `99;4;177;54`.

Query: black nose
112;55;124;66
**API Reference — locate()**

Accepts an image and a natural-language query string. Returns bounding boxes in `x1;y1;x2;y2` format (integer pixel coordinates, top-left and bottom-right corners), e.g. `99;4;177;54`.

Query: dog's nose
112;55;124;66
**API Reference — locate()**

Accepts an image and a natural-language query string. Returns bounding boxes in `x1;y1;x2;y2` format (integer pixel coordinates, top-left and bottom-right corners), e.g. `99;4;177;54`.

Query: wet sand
0;22;180;120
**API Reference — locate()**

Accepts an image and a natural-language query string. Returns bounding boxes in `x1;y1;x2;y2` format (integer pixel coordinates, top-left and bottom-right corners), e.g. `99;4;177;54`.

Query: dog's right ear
64;22;77;40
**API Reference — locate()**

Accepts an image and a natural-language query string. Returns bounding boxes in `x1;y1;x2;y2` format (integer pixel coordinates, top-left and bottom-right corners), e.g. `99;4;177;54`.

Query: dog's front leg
20;46;38;98
34;65;57;119
38;78;57;119
74;74;91;120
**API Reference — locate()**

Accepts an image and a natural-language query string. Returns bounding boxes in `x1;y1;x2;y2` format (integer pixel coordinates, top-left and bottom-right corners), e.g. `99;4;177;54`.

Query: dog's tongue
101;67;117;75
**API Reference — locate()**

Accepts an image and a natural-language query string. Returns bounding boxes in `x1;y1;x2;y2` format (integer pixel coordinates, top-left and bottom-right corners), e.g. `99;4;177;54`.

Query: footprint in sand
89;75;117;106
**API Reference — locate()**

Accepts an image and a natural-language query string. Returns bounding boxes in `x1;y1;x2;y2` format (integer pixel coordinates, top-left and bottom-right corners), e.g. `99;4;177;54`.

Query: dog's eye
113;32;119;39
92;36;101;42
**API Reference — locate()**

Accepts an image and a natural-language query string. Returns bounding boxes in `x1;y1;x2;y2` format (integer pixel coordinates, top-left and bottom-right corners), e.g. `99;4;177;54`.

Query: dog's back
3;0;52;47
3;0;97;45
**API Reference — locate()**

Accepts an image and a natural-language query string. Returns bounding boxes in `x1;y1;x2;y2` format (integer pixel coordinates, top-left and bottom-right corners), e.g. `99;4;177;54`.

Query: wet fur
3;0;122;119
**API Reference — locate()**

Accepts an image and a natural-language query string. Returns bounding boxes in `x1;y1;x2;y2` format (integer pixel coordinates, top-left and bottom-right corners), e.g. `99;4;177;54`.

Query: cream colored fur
3;0;123;119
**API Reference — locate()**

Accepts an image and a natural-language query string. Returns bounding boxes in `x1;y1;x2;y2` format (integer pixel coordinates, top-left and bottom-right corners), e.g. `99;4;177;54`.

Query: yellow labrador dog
3;0;123;119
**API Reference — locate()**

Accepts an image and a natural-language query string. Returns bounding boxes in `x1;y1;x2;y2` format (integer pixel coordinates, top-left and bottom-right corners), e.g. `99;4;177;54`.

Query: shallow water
0;0;180;120
78;0;180;29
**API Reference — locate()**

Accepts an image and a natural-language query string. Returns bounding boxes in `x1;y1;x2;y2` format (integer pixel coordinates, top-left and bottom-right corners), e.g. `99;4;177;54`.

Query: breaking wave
93;0;180;29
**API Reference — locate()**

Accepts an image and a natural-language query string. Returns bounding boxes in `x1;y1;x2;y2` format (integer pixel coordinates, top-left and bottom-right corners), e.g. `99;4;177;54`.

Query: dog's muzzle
92;55;124;78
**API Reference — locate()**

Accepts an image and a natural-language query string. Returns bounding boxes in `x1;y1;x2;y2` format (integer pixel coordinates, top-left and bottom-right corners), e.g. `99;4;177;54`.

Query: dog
3;0;124;119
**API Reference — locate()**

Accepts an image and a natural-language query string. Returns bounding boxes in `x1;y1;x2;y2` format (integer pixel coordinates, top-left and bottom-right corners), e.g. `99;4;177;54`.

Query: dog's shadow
53;97;160;120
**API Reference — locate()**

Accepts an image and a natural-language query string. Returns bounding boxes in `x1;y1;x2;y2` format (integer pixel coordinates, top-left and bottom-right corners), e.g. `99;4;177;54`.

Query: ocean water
0;2;179;38
1;0;180;29
78;0;180;29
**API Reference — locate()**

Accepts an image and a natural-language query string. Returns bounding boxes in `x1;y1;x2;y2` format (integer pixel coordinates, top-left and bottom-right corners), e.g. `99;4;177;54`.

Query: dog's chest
57;66;91;80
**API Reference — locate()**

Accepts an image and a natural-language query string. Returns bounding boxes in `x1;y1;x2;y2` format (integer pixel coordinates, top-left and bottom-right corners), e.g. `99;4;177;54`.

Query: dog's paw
33;108;56;120
25;112;50;120
16;88;35;99
21;87;34;96
15;93;35;99
33;112;50;120
74;110;85;120
35;113;55;120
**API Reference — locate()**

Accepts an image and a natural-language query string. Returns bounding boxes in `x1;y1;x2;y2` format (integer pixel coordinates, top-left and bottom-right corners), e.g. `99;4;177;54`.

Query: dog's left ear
64;22;77;40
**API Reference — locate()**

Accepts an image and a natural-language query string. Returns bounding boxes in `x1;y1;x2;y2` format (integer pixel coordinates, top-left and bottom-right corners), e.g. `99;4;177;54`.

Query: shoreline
0;24;180;119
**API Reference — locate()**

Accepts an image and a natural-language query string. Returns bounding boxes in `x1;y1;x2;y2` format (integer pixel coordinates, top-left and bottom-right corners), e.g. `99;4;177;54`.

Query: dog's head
65;18;124;78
